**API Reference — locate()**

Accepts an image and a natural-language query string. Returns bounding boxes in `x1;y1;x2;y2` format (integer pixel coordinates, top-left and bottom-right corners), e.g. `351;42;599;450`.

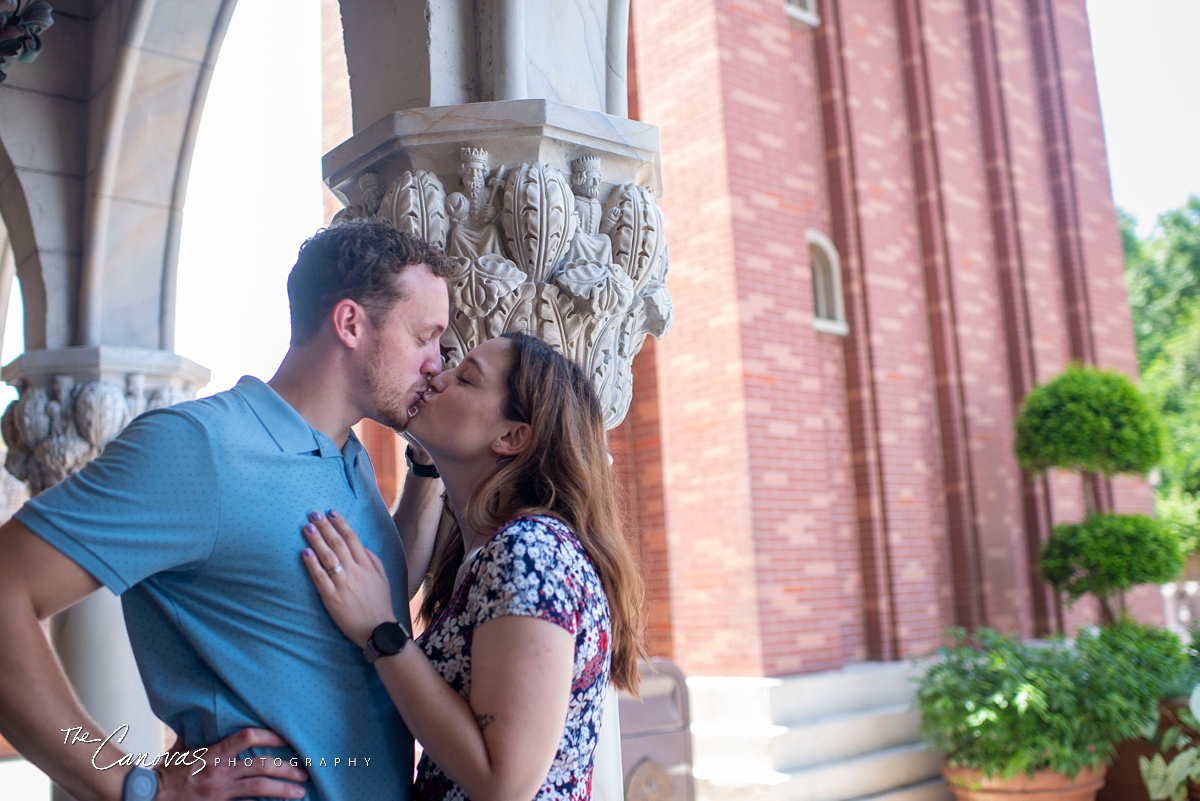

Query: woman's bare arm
301;512;574;801
391;440;445;598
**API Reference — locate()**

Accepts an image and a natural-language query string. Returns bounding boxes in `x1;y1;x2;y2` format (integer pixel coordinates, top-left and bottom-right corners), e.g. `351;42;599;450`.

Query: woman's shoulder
479;515;590;577
491;514;579;549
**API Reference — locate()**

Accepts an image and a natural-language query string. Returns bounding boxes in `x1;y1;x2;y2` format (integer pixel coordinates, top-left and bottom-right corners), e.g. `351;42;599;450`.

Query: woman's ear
493;422;532;457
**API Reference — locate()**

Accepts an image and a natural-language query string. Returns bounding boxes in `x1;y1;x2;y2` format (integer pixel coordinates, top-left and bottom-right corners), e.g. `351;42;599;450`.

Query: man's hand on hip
156;728;307;801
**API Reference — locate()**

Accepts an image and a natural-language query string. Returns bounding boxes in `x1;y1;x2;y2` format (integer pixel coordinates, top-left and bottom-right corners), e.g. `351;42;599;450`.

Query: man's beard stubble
365;346;421;432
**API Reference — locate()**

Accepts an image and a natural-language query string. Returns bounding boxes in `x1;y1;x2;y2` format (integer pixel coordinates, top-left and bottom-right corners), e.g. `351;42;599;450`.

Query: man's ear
493;422;532;457
330;299;369;349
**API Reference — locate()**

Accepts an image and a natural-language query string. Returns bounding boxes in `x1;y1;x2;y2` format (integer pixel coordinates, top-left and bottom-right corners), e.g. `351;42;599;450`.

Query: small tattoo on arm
475;713;496;732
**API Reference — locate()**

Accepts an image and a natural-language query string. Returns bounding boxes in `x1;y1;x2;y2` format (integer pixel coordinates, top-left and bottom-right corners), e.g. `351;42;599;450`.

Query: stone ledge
322;99;663;209
2;346;210;391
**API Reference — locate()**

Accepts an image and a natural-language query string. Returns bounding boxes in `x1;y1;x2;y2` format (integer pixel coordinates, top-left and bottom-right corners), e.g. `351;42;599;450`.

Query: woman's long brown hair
418;332;646;693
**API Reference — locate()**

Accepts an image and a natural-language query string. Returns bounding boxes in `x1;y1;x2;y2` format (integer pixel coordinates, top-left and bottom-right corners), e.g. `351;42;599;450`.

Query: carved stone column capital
324;99;673;429
1;346;209;495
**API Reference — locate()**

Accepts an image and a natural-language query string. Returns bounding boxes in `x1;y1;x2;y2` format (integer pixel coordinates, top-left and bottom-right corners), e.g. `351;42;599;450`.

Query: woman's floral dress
413;515;613;800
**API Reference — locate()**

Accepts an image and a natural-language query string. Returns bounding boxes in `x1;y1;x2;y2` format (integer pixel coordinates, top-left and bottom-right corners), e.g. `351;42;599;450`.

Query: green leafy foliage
1157;490;1200;556
1125;198;1200;528
1015;364;1164;477
1040;514;1185;614
917;626;1186;779
1143;300;1200;497
1140;685;1200;800
1125;198;1200;368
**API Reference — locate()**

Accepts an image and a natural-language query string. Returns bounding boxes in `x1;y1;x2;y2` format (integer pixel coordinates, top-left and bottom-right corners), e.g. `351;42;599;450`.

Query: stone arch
0;136;50;352
0;0;238;354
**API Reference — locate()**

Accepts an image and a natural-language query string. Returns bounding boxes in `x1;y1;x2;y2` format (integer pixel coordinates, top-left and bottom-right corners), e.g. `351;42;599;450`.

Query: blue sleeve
14;406;220;594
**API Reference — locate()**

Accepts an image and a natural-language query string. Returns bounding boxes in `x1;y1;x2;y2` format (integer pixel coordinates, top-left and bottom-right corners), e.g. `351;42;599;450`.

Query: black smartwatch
364;621;412;664
405;445;439;479
123;765;158;801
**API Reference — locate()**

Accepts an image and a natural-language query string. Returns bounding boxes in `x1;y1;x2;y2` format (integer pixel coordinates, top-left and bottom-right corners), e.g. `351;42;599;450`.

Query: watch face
372;621;409;655
125;766;158;800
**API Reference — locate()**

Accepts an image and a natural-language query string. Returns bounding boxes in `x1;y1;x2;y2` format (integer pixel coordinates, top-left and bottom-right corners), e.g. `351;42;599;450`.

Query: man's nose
422;348;443;378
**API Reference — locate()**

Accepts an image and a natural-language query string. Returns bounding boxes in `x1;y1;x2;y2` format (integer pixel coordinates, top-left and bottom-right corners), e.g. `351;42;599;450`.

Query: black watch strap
405;445;439;479
364;621;412;664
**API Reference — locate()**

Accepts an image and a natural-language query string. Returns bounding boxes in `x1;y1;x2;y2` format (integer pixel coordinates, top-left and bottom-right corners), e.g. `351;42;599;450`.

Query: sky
0;0;1197;400
1087;0;1200;234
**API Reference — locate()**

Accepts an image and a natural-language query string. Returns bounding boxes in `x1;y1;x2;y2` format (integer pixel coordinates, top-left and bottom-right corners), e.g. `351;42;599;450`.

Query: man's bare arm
0;520;308;801
0;518;127;801
393;441;446;599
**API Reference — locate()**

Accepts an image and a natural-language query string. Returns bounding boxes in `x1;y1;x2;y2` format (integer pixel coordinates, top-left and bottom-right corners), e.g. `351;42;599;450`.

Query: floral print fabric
413;515;613;800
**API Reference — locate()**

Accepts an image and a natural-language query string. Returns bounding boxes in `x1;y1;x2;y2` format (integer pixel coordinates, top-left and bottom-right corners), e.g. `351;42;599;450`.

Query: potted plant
1141;686;1200;800
916;624;1182;800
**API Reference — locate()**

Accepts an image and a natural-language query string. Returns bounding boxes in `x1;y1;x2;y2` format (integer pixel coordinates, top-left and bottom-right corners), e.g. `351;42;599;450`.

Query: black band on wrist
405;445;439;479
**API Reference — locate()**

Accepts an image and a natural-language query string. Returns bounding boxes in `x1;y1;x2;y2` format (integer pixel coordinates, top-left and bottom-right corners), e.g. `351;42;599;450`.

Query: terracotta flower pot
943;763;1106;801
1183;552;1200;582
1100;699;1200;801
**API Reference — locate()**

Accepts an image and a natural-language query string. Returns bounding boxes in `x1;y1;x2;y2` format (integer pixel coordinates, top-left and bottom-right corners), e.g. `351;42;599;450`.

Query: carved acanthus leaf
13;387;48;452
452;254;528;320
74;382;127;449
329;151;674;429
384;170;449;249
601;184;666;297
502;163;577;284
2;376;191;495
553;259;636;320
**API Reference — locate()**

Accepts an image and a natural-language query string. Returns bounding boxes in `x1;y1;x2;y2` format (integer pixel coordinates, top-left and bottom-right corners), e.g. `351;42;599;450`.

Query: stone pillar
328;11;671;796
1;347;209;777
323;100;672;429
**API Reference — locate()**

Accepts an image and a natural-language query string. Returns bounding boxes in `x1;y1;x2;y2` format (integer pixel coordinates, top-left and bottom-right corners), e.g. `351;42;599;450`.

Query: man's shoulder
119;387;251;449
160;386;247;423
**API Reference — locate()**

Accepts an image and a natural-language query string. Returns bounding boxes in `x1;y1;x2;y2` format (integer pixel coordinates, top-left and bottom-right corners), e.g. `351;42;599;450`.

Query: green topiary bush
1015;364;1176;621
1041;513;1184;621
1015;363;1164;477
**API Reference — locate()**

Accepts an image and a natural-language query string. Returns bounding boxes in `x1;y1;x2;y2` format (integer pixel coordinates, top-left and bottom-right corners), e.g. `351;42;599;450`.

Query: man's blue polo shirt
16;377;413;800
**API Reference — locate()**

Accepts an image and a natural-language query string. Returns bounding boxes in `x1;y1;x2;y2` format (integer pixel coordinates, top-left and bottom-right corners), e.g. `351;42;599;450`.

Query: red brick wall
834;0;957;660
628;0;1157;676
714;0;852;675
914;0;1029;636
631;0;765;678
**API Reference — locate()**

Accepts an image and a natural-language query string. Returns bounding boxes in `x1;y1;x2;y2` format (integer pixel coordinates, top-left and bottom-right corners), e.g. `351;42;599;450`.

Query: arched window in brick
807;230;848;336
784;0;820;26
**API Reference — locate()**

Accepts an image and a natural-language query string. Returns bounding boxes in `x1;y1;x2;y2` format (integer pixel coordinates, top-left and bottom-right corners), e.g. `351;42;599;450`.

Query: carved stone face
359;174;383;213
573;169;601;200
461;164;487;198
